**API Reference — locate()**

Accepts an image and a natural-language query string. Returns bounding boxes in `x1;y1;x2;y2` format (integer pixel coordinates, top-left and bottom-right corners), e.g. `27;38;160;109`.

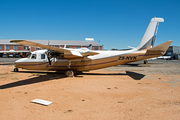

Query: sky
0;0;180;50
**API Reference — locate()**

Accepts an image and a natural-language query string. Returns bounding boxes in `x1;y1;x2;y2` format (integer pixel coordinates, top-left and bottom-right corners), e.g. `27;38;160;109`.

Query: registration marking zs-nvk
118;56;137;60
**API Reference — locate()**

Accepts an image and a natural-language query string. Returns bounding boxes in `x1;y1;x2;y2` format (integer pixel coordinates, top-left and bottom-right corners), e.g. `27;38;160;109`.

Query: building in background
165;46;180;60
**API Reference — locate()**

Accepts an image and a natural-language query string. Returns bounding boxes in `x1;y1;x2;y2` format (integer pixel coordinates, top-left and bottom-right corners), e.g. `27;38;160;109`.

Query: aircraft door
40;54;47;62
37;53;48;70
29;53;39;70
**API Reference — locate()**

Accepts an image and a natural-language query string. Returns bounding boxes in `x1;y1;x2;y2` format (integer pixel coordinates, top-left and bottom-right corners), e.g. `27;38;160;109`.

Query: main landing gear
64;70;74;77
64;60;74;77
14;68;18;72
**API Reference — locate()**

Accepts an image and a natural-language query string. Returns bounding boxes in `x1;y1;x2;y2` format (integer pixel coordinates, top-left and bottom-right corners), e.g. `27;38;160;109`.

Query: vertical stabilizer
137;17;164;50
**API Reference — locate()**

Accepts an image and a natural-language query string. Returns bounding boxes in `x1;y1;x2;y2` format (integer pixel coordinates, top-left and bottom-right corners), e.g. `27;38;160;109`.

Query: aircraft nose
14;58;28;68
15;58;27;63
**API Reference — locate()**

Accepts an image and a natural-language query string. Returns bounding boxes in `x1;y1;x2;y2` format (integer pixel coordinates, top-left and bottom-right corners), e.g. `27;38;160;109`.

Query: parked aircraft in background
10;17;172;77
148;56;172;60
0;50;30;58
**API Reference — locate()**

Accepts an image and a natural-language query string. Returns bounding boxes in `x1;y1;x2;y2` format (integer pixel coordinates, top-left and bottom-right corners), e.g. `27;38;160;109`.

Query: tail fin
137;17;164;50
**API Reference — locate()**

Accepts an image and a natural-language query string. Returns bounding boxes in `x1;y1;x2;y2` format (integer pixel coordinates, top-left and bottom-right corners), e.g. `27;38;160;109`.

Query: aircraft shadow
80;73;127;75
0;72;66;89
78;71;145;80
125;71;145;80
115;62;163;67
122;63;149;67
0;63;14;65
0;71;145;89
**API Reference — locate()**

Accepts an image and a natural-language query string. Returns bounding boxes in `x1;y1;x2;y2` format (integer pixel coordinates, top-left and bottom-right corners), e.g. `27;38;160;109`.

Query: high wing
10;40;99;59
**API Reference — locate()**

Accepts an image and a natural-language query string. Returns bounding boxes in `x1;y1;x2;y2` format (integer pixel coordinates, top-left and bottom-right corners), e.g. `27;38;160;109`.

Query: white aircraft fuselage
14;47;160;71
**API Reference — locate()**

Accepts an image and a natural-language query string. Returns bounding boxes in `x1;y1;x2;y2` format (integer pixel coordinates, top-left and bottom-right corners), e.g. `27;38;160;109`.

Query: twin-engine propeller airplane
11;17;172;77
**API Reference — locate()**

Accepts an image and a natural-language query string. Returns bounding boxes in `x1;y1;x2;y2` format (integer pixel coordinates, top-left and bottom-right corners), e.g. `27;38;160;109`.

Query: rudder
137;17;164;50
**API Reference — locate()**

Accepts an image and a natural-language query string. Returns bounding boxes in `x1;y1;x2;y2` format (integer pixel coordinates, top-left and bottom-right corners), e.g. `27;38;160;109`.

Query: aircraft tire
14;68;18;72
65;70;74;77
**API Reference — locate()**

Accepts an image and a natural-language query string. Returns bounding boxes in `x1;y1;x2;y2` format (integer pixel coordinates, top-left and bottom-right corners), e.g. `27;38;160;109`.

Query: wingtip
10;40;25;43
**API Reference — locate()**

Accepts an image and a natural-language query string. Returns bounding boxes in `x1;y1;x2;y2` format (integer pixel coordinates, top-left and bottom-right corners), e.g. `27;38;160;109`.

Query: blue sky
0;0;180;50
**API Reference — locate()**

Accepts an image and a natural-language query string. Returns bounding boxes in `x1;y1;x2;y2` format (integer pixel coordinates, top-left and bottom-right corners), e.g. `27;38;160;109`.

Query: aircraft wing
10;40;99;59
10;40;66;53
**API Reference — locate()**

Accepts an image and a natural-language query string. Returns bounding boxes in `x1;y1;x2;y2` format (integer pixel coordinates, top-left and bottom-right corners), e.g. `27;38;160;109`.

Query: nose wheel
14;68;19;72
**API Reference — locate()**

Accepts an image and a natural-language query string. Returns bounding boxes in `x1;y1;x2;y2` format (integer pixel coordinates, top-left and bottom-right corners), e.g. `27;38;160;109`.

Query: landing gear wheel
65;70;74;77
14;68;18;72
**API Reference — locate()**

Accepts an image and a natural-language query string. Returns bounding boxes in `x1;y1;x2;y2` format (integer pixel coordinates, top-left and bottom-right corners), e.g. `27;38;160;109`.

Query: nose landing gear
14;68;19;72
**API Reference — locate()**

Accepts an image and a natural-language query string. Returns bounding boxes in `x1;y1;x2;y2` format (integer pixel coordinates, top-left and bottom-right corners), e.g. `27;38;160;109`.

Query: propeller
45;40;61;65
46;40;51;65
47;55;51;65
45;51;51;65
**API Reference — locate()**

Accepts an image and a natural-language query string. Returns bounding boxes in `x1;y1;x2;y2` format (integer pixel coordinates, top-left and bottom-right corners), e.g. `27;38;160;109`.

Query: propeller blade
47;57;51;65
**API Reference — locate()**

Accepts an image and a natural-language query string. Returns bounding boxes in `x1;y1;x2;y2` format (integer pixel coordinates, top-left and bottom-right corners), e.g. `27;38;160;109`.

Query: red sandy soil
0;65;180;120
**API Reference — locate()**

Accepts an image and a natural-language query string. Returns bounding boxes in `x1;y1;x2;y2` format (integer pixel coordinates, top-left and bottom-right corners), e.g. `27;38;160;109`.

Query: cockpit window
41;54;46;59
31;54;36;59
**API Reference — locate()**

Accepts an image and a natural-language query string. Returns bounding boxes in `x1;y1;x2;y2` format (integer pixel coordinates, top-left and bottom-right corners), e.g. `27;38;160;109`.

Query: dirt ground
0;60;180;120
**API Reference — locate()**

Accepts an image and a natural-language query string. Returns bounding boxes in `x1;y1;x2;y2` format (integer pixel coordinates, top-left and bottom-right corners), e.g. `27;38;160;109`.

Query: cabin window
41;54;46;59
0;46;2;49
31;54;36;59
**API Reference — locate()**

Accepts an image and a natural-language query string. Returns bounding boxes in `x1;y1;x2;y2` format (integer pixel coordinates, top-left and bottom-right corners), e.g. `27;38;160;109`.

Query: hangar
165;46;180;60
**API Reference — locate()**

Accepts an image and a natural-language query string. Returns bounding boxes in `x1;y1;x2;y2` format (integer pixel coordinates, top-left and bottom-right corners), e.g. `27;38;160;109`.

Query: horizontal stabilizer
147;41;172;54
